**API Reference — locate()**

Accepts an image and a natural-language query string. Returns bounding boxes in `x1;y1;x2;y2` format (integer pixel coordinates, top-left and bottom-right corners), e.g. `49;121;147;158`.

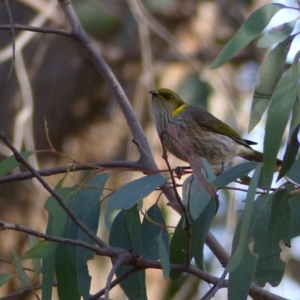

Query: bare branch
105;259;123;300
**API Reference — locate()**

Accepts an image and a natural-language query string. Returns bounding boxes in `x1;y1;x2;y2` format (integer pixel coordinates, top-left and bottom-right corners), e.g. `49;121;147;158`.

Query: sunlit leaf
211;3;285;68
249;38;291;131
257;20;297;48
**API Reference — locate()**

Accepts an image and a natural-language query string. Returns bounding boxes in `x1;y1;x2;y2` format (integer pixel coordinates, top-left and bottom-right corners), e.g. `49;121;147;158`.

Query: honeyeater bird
150;88;281;167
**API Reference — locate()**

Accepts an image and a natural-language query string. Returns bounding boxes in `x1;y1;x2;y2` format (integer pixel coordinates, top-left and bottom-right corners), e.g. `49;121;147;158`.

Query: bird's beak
149;90;157;96
149;90;158;101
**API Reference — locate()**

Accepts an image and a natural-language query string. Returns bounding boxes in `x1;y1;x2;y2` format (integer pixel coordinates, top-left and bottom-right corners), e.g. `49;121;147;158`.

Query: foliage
0;1;300;300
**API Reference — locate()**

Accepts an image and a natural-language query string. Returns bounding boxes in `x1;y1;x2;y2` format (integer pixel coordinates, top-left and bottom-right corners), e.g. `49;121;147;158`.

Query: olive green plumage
150;88;275;166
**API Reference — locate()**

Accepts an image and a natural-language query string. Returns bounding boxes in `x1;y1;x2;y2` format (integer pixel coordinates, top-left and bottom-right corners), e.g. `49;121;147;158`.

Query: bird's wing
183;106;255;148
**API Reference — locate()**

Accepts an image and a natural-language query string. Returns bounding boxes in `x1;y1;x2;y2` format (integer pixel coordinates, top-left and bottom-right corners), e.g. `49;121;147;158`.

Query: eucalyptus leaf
263;66;298;189
106;174;166;215
211;3;285;68
249;38;291;131
257;20;297;48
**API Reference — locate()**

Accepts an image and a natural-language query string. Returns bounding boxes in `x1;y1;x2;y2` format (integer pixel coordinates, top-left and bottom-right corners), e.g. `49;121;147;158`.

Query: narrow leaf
257;20;297;48
211;3;284;68
106;174;166;214
227;164;262;272
109;209;147;299
28;235;41;275
253;189;291;286
183;175;211;220
157;232;170;279
213;162;257;188
191;199;216;269
0;273;13;288
169;218;189;280
249;38;291;131
13;248;31;287
55;244;80;300
22;241;57;260
263;67;297;189
277;124;300;181
141;204;169;260
0;151;34;179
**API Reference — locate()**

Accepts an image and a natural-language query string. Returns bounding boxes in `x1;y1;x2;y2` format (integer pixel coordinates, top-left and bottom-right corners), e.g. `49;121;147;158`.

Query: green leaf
249;38;291;131
191;199;216;269
55;244;80;300
41;256;55;300
45;187;78;237
76;200;101;300
253;189;291;286
227;164;262;272
183;175;211;220
286;160;300;184
13;248;31;287
106;174;167;217
169;218;189;280
141;204;169;260
290;98;300;140
0;151;34;179
257;20;297;48
263;67;297;189
289;193;300;238
228;246;257;300
109;209;147;300
211;3;284;68
277;124;300;181
213;162;257;188
22;241;57;260
157;232;170;279
0;273;13;288
66;174;108;300
28;235;41;275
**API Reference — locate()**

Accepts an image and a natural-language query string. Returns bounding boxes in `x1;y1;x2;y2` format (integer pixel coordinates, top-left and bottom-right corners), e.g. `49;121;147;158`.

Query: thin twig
105;258;123;300
0;219;118;257
0;24;72;37
90;267;139;300
201;269;227;300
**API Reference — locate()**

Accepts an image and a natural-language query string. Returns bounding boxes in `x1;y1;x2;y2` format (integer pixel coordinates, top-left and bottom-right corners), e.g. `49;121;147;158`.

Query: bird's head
149;88;186;114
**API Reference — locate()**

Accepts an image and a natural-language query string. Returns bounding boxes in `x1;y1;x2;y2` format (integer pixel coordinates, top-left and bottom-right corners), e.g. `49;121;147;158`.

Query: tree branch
0;133;107;250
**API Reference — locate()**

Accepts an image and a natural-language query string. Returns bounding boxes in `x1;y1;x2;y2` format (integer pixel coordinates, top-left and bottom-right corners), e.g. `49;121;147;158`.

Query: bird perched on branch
149;88;281;167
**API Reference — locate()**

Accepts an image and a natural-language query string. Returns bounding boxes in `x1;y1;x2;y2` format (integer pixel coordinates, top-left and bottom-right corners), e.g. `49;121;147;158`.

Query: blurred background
0;0;299;299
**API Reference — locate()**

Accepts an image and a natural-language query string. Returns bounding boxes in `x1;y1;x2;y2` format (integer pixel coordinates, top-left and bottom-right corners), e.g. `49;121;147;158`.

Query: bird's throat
172;104;188;116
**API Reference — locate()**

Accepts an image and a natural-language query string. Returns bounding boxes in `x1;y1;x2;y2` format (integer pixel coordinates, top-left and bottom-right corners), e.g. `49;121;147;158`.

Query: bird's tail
241;150;282;168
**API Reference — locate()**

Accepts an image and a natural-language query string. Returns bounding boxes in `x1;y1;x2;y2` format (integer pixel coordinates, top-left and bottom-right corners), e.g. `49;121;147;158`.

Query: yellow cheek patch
172;104;188;116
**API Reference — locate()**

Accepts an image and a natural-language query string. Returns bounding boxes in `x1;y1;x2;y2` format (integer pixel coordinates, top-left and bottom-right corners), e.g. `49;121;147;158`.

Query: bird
149;88;281;167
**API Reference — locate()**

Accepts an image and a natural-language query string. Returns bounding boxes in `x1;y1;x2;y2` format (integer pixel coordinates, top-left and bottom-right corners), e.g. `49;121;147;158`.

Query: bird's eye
166;94;173;99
